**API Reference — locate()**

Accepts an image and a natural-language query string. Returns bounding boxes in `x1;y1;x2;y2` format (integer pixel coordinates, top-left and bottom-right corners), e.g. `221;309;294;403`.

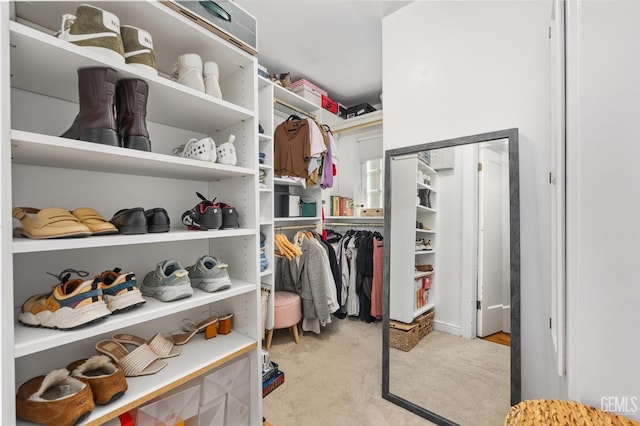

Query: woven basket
390;320;420;351
413;309;435;338
504;399;640;426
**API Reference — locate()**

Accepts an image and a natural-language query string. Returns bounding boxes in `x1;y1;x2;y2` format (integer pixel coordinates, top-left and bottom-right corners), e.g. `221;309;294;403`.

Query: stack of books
262;361;284;398
329;195;354;216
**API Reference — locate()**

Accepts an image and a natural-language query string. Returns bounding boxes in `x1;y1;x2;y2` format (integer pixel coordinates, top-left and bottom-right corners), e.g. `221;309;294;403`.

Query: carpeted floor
262;318;510;425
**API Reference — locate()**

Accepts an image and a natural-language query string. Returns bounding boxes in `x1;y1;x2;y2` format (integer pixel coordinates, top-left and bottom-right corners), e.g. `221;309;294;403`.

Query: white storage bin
198;395;226;426
137;384;200;426
226;382;250;426
201;355;250;406
292;86;322;106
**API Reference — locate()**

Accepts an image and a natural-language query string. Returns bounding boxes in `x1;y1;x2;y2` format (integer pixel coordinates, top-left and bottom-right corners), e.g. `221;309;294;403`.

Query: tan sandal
95;340;166;377
171;315;218;346
12;207;91;239
112;333;181;359
71;207;118;235
218;313;234;335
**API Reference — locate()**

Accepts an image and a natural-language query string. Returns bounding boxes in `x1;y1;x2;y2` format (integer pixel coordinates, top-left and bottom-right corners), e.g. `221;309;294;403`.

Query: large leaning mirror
382;129;520;425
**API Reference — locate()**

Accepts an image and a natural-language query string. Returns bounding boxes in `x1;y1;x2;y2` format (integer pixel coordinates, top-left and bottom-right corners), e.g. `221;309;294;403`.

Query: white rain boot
203;61;222;99
174;53;205;92
216;135;237;165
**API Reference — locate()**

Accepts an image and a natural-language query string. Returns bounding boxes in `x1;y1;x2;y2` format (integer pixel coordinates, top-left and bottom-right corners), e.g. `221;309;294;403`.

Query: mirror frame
382;128;521;425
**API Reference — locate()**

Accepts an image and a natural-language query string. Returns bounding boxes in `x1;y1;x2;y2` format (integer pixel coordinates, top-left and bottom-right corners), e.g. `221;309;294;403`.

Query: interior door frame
382;128;521;425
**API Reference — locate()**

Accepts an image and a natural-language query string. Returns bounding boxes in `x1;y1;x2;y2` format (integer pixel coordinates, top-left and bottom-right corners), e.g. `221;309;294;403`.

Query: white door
477;146;505;337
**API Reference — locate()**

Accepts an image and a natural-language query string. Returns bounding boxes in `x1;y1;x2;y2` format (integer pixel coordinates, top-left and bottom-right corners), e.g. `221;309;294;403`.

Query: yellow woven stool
505;399;640;425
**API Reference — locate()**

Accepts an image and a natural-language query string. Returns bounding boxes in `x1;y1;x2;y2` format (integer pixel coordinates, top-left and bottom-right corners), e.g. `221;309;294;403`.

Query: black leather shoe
109;207;147;234
145;208;170;233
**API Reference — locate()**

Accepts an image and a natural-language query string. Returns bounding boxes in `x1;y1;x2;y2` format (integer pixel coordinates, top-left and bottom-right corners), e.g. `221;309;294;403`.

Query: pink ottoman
265;291;302;350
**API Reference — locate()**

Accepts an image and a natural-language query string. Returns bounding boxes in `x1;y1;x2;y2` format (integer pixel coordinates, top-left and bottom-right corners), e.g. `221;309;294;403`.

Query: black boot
61;67;119;146
116;79;151;151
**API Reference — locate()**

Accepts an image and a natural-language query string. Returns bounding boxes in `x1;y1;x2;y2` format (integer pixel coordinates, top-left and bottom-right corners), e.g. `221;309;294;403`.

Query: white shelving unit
3;2;262;424
389;154;438;324
258;75;275;335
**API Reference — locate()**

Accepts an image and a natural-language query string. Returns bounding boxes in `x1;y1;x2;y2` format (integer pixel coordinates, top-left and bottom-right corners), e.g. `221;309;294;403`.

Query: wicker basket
413;309;435;338
390;320;420;351
504;399;640;426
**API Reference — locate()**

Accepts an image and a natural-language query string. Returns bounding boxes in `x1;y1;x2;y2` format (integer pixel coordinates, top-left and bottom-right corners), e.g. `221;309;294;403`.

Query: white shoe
173;137;217;162
203;61;223;99
174;53;205;92
216;135;237;165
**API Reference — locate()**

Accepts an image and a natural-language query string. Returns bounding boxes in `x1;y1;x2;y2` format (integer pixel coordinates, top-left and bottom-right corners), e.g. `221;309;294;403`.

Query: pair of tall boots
61;67;151;151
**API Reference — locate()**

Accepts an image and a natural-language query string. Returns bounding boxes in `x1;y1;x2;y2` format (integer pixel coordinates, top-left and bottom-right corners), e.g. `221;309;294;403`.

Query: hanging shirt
274;119;310;178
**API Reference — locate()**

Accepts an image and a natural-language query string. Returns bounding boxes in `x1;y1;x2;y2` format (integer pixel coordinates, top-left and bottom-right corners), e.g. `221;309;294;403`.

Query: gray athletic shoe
186;255;232;292
141;260;193;302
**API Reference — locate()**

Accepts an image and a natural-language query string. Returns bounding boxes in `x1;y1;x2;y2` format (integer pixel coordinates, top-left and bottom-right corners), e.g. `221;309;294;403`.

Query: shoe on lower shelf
16;368;95;426
186;255;232;292
67;355;128;405
141;260;193;302
19;269;112;330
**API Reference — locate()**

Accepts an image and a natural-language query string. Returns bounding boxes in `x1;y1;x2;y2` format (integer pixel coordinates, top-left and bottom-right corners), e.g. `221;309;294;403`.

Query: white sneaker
173;137;217;162
203;61;223;99
216;135;237;166
174;53;205;92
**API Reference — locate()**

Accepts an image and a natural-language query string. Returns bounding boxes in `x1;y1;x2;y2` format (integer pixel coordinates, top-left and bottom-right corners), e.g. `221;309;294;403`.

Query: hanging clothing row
273;116;338;189
274;231;340;334
326;229;384;323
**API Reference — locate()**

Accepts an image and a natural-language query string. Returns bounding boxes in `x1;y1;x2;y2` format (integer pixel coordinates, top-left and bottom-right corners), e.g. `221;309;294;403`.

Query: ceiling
234;0;410;108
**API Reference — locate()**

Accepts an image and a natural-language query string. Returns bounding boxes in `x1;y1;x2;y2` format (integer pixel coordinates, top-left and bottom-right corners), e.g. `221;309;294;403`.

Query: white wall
566;1;640;419
383;0;559;400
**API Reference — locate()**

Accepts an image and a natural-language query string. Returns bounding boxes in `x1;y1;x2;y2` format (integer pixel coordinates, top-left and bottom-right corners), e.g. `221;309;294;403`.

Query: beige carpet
262;318;434;425
263;320;510;426
390;330;511;426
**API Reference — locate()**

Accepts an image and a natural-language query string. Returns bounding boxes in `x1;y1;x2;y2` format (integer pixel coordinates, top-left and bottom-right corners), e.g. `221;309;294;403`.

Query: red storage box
322;94;338;114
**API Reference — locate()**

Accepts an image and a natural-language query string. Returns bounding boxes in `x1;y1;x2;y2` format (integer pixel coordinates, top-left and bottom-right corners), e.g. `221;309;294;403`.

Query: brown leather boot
61;67;119;146
116;79;151;151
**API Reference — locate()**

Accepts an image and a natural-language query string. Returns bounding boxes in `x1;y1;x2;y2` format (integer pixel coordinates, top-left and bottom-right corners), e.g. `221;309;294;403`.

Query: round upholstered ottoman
265;291;302;350
504;399;639;425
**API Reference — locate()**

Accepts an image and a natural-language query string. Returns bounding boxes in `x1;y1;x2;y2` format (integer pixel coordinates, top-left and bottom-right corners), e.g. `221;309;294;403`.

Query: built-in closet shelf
260;270;273;277
274;217;320;224
14;1;255;78
416;229;436;234
414;271;435;279
258;75;272;89
260;188;272;193
17;334;256;426
273;84;319;114
9;22;254;134
417;205;436;213
13;228;256;254
10;131;255;181
417;182;437;192
273;177;305;187
259;134;273;142
414;303;435;319
415;250;436;255
14;280;255;357
325;216;384;221
260;222;273;227
259;164;273;170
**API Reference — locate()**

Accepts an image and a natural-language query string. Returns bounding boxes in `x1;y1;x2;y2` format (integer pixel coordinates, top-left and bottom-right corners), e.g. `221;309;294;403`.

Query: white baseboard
433;320;462;336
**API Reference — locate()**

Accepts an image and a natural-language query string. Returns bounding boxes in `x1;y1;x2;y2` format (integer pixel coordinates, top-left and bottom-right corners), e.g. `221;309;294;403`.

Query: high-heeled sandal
171;315;218;346
218;313;233;335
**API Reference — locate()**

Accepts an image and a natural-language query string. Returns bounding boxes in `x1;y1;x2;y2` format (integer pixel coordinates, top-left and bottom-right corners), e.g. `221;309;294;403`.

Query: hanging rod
275;224;317;231
274;98;317;120
324;222;384;227
332;119;382;134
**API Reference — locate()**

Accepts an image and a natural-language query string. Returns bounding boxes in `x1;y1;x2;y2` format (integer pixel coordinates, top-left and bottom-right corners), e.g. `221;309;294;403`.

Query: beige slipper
71;207;118;235
12;207;91;239
95;340;167;377
112;333;181;358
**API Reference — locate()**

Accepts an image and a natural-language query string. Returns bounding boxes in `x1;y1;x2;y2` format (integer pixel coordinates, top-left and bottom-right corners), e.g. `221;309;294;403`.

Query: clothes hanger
287;114;301;121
